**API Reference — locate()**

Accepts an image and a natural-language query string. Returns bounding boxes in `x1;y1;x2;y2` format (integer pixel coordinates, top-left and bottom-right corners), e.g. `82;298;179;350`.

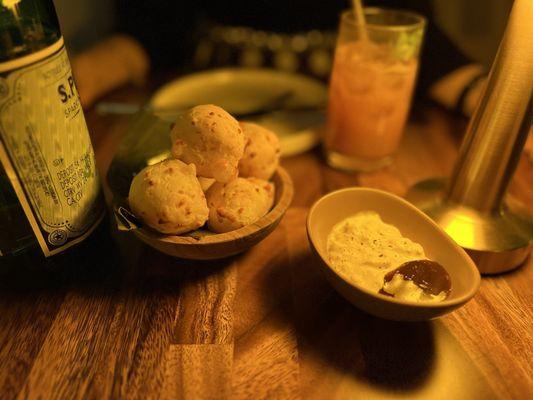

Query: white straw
351;0;368;40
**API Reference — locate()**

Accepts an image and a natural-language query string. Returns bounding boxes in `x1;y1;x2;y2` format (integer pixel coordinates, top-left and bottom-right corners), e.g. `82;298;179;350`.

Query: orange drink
325;9;426;171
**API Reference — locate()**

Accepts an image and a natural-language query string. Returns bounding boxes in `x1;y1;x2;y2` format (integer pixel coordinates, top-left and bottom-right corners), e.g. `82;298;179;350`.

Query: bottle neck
0;0;61;62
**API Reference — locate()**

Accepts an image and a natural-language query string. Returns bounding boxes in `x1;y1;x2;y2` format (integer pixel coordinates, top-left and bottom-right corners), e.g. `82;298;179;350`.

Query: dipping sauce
327;211;452;303
380;260;451;302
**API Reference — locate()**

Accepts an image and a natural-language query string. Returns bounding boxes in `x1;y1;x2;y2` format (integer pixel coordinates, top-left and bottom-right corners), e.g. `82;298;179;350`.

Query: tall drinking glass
325;8;426;171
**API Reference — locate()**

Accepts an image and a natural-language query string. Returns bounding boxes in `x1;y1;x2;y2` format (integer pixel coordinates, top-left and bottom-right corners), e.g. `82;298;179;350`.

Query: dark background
53;0;513;98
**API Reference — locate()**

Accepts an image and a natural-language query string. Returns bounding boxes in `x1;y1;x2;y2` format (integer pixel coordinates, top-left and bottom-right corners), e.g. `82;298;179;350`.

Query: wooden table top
0;86;531;400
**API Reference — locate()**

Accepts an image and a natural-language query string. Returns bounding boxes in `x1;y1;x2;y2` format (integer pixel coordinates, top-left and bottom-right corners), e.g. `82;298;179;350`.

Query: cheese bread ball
206;177;275;233
170;104;244;183
128;159;208;234
238;122;281;180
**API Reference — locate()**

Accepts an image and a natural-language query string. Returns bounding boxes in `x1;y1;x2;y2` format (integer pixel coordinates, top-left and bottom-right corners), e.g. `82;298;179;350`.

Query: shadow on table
299;305;435;391
0;224;234;299
267;249;436;393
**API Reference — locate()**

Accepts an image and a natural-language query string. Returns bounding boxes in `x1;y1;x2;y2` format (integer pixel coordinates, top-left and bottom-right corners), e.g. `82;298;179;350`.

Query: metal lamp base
407;179;533;274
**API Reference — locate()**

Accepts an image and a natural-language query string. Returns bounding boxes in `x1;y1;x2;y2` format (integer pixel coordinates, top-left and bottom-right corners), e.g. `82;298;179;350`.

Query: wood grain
232;221;300;400
173;261;236;344
0;93;531;400
0;292;65;400
160;344;233;400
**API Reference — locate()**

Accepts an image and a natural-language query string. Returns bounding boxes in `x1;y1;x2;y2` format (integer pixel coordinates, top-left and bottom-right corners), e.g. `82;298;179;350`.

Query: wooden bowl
307;188;480;321
133;167;293;260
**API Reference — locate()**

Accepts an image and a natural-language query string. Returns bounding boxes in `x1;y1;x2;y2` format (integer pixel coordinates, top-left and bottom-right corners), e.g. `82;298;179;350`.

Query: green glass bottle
0;0;105;258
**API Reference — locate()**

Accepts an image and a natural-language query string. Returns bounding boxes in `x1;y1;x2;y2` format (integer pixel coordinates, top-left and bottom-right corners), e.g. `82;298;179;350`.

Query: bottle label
0;38;104;257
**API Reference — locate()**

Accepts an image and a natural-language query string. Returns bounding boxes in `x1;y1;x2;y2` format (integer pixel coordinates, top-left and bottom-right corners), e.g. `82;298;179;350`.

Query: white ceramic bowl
307;187;481;321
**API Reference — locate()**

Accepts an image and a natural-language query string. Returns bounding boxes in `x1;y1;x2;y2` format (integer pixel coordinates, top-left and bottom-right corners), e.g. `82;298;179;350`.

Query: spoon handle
96;91;325;119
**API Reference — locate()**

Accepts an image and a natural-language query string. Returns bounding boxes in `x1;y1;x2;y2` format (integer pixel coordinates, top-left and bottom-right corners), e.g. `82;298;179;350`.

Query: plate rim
150;67;328;108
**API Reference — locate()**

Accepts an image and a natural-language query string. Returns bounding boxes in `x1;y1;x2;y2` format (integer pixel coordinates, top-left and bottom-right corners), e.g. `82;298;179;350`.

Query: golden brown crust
206;177;275;233
128;159;209;234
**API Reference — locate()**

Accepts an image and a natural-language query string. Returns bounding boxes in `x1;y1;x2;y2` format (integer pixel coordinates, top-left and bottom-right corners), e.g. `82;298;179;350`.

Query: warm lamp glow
3;0;21;9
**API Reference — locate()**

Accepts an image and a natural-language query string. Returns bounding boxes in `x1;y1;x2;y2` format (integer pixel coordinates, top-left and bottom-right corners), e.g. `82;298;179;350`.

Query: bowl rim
306;187;481;309
135;166;294;246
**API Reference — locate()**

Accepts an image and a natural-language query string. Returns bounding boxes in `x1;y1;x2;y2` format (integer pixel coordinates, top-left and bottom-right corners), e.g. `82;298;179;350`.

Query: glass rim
341;7;427;32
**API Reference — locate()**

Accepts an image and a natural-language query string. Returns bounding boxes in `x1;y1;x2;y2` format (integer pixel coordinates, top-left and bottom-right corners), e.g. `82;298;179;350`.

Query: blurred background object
71;35;149;108
53;0;114;52
52;0;515;116
53;0;513;67
433;0;512;65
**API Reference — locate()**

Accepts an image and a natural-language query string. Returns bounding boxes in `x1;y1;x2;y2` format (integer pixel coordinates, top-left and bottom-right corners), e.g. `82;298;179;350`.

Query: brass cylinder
407;0;533;274
445;0;533;211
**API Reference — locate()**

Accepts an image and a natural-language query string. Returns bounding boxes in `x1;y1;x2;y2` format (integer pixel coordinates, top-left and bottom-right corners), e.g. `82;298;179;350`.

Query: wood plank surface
0;92;531;400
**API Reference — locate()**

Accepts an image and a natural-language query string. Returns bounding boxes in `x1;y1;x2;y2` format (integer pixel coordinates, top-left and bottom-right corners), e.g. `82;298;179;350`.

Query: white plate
150;68;327;156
